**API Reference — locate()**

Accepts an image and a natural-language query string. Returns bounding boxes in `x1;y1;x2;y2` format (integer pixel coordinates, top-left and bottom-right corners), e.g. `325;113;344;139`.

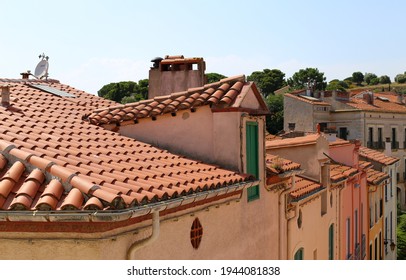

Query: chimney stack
1;84;12;107
397;92;404;104
148;55;206;99
385;137;391;156
20;71;31;80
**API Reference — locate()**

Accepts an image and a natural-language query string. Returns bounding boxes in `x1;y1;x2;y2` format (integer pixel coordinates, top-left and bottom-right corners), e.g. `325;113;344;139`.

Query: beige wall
284;96;315;132
0;188;277;260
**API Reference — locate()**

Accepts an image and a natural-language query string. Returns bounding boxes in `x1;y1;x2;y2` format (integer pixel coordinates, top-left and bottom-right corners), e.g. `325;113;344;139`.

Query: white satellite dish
34;58;49;79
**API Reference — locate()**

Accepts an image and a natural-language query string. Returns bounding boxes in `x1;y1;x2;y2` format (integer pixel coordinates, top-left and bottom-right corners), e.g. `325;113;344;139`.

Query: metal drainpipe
126;211;160;260
279;174;295;259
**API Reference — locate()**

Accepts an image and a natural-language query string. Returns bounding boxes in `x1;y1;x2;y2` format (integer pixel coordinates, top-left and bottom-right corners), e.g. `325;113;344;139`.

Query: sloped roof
87;75;269;126
265;154;301;175
266;133;320;149
330;164;358;183
366;168;389;186
288;176;324;202
284;92;331;106
0;78;253;218
358;146;399;166
345;91;406;113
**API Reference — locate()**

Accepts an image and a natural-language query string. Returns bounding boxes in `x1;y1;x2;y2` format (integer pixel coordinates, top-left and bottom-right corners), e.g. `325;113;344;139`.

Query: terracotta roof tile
358;146;399;166
0;79;255;217
266;133;320;149
88;75;268;125
330;164;358;183
366;169;389;185
288;176;324;201
266;154;301;175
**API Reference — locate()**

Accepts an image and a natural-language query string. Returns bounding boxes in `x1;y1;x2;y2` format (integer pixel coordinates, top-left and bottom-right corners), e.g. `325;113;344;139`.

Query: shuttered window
246;122;259;202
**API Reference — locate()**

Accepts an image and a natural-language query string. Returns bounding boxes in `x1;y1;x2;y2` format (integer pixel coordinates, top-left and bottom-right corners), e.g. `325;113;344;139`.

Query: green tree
379;75;391;84
352;71;364;85
206;73;226;84
247;69;286;97
98;79;148;103
364;73;378;85
397;213;406;259
395;73;406;84
287;68;327;91
326;79;349;91
265;94;284;134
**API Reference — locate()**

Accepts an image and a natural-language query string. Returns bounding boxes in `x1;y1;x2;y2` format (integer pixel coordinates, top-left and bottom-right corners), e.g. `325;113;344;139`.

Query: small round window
190;218;203;249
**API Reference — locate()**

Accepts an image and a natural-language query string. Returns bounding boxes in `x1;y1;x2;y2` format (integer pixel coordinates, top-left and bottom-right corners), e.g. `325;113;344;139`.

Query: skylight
29;84;76;98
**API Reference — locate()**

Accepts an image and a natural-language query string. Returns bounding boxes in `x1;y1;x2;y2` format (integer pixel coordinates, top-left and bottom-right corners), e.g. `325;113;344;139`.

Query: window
390;211;393;241
369;243;372;260
392;128;398;149
390;170;393;197
385;182;388;202
190;218;203;249
374;237;378;260
378;127;383;149
379;232;382;260
368;127;373;148
329;224;334;260
294;248;304;260
379;199;383;218
246;122;259;202
339;127;347;140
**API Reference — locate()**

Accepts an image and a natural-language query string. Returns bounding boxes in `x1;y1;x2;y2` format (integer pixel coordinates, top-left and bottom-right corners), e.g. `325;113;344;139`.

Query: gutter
0;180;257;223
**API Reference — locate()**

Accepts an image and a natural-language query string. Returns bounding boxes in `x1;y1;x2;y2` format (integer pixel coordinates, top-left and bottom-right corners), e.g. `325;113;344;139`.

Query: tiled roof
330;164;358;183
345;91;406;113
265;154;301;175
0;79;253;216
358;146;399;166
284;92;331;106
288;176;324;201
359;160;373;170
87;75;269;125
266;134;320;149
366;169;389;186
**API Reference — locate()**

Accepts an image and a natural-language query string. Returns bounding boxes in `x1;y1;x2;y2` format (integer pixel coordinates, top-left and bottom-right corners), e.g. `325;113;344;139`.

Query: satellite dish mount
34;53;49;80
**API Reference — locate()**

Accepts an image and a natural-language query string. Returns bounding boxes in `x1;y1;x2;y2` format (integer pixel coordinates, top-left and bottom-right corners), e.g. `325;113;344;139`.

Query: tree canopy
98;79;148;104
247;69;286;98
287;68;327;91
206;73;226;84
265;94;284;135
352;72;364;85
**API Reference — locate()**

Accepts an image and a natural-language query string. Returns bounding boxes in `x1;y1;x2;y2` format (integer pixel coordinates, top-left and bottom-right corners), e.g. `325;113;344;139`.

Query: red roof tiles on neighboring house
366;169;389;186
329;164;358;184
288;176;324;202
266;134;320;149
346;91;406;113
0;79;255;218
265;154;301;175
358;146;399;166
88;75;269;125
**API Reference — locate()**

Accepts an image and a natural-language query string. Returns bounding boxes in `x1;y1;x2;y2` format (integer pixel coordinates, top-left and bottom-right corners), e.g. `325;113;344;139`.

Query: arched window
294;248;304;260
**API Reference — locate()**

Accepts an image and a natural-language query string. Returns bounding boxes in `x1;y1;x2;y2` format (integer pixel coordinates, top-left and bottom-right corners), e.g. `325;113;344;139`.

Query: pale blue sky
1;0;405;94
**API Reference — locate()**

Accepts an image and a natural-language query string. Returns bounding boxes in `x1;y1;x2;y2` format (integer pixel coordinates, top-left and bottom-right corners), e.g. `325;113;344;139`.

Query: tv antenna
34;53;49;79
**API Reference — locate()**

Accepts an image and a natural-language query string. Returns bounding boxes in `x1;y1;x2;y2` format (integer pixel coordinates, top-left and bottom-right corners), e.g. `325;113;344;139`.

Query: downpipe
126;211;160;260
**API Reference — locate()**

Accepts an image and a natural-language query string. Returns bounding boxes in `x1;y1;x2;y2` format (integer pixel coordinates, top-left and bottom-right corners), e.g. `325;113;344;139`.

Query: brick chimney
148;55;206;99
1;84;11;107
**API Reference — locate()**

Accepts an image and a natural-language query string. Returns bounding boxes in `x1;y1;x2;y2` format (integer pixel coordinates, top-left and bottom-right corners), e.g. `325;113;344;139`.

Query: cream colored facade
0;190;277;260
266;134;338;259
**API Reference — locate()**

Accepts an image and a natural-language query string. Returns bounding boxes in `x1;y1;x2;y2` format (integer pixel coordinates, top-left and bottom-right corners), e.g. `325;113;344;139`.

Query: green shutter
329;224;334;260
246;122;259;202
